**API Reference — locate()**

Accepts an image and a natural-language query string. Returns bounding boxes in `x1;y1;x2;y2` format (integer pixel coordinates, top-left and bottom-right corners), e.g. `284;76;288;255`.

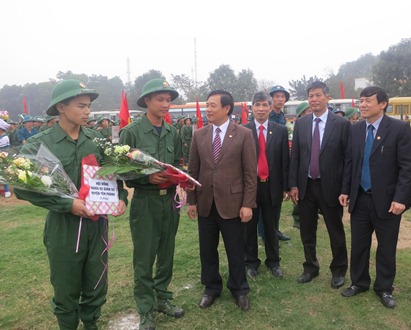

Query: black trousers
244;181;280;269
350;189;401;293
198;202;250;298
299;179;348;276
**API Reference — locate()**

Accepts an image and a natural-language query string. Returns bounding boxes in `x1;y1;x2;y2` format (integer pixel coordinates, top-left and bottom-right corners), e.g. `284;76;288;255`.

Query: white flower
41;175;52;187
104;148;112;156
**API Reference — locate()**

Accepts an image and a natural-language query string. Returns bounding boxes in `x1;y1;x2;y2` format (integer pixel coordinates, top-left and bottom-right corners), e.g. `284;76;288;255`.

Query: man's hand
71;199;94;218
149;171;170;185
389;201;406;215
339;194;349;207
187;204;198;219
112;200;127;217
289;187;299;205
239;207;253;223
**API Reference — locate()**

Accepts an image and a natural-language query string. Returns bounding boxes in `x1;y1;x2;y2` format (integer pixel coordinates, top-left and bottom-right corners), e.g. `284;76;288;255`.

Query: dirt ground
2;190;411;249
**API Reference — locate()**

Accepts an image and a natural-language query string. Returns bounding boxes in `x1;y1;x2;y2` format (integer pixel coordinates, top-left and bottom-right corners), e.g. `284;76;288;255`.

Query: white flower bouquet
0;144;78;198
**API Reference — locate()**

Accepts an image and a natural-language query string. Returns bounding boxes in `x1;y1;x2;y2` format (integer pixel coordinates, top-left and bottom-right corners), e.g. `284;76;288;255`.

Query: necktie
212;127;221;163
360;125;375;192
310;117;321;179
258;125;269;180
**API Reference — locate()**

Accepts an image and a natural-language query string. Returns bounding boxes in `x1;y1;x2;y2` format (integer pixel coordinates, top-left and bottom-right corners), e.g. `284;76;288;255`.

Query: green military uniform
180;122;192;164
15;124;128;330
119;114;182;315
7;130;19;147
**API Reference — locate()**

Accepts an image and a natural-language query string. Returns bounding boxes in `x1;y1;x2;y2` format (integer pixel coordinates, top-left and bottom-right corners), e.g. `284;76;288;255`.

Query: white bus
89;109;144;122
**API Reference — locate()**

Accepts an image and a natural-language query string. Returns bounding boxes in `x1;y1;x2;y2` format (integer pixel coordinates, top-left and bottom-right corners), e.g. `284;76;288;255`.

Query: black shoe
270;266;283;278
293;222;300;229
378;292;396;308
341;285;369;297
297;271;319;283
277;231;290;241
246;267;258;279
236;295;250;311
154;299;184;318
331;275;345;289
198;295;218;309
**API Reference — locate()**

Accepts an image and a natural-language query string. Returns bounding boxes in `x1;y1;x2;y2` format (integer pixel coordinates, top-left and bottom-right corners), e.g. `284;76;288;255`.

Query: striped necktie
212;127;221;163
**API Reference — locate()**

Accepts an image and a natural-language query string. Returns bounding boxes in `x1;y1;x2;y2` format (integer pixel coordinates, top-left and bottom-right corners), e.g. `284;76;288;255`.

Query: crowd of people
2;78;411;330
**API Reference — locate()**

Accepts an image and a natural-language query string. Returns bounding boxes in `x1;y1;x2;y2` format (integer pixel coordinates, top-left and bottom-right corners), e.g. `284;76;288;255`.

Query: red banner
196;97;203;128
23;96;28;114
119;90;130;129
340;81;345;99
241;102;248;124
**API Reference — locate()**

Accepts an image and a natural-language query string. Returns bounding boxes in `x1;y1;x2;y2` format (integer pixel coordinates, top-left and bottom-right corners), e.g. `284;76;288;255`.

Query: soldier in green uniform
6;119;19;147
180;117;192;165
173;115;185;135
14;79;128;330
119;78;188;330
40;115;59;132
96;116;114;140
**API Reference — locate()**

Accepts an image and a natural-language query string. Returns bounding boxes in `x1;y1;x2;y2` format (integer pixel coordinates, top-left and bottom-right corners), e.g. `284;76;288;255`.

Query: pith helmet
268;85;290;102
345;107;359;119
47;79;99;115
295;101;309;118
137;79;179;108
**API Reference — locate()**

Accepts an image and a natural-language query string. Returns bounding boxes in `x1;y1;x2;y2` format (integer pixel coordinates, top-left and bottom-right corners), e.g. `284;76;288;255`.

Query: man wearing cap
332;108;345;117
119;78;186;330
17;116;38;144
6;120;19;147
345;107;360;124
87;118;96;128
14;79;128;330
174;115;185;135
96;116;114;140
40;115;58;132
181;117;193;165
266;85;291;241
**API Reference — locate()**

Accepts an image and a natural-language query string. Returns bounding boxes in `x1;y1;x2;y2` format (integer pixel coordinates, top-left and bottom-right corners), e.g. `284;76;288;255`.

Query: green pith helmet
95;115;114;124
268;85;290;102
47;79;99;116
345;107;359;119
177;115;185;121
137;78;179;108
295;101;309;118
44;115;58;122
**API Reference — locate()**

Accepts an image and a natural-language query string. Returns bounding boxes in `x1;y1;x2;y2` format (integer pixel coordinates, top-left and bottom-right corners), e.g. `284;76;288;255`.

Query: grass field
1;200;411;329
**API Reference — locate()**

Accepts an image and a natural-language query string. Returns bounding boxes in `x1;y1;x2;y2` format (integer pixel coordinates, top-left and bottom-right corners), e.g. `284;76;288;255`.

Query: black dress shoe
297;272;319;283
270;266;284;278
198;295;217;308
236;295;250;311
379;292;396;308
246;267;258;279
341;285;369;297
277;231;290;241
331;275;345;289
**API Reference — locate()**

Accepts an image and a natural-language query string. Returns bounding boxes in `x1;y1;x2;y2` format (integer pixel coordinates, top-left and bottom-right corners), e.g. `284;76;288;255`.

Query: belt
360;187;372;195
134;188;174;196
258;177;269;183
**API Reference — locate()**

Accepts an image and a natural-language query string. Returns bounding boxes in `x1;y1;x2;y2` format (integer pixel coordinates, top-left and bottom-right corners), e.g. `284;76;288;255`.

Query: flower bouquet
0;144;79;198
93;138;201;188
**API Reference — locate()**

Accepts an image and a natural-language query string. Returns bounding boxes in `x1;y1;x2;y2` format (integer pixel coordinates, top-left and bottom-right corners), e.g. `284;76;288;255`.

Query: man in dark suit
187;90;257;311
289;81;349;289
243;91;289;279
339;86;411;308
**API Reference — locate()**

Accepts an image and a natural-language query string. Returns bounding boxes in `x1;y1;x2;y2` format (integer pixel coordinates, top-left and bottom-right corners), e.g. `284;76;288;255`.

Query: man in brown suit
187;90;257;311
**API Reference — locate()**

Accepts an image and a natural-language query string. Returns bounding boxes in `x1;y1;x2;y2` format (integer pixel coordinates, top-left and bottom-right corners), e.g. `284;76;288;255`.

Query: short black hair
360;86;389;111
207;90;234;115
307;81;329;95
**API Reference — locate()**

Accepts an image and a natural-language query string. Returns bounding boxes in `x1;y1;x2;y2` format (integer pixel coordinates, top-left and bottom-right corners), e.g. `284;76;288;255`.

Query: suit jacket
244;121;289;206
341;115;411;219
187;121;257;219
289;111;351;207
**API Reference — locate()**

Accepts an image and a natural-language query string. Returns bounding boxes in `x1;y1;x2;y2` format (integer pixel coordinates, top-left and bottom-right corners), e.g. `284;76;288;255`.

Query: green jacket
14;123;128;213
119;115;182;190
99;127;112;140
180;125;193;144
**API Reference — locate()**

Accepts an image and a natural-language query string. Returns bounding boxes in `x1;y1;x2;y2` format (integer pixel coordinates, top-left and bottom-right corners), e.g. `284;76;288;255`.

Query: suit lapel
250;121;259;153
306;114;314;152
371;115;389;156
216;122;236;165
266;122;275;149
321;111;334;153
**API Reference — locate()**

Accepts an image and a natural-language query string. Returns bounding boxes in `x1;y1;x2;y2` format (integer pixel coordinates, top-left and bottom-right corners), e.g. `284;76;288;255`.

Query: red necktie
258;125;269;180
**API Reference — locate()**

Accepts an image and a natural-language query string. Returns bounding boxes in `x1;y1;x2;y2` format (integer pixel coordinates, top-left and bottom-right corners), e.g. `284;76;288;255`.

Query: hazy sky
1;0;410;89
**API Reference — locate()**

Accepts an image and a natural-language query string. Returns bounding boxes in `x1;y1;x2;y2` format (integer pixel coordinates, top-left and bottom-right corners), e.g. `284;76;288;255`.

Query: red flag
351;98;355;107
119;90;130;128
339;81;345;99
23;96;28;114
241;102;248;124
165;112;172;124
196;97;203;128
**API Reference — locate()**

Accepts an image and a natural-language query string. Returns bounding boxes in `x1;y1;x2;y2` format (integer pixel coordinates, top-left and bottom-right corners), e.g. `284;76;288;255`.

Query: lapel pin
377;136;381;140
269;131;272;134
229;135;232;138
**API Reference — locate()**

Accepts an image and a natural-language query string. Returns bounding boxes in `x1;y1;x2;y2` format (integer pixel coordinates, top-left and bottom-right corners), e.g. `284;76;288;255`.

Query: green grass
1;201;411;329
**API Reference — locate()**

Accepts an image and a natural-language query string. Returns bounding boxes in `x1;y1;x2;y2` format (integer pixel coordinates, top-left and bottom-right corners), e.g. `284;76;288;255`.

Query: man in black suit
289;81;349;289
244;91;289;279
339;86;411;308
